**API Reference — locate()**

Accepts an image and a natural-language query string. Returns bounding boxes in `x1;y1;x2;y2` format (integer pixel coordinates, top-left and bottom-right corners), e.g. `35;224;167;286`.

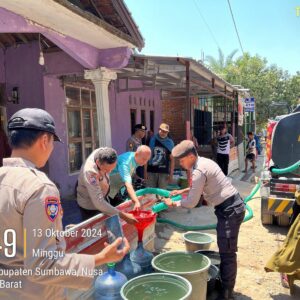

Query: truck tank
271;111;300;173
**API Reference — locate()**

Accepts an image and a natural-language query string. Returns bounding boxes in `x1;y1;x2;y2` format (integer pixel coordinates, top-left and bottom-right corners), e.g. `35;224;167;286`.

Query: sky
124;0;300;75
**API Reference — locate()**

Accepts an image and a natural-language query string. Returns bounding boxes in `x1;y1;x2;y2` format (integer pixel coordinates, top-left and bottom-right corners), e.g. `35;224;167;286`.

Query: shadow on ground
270;284;300;299
263;223;289;236
207;290;254;300
234;291;254;300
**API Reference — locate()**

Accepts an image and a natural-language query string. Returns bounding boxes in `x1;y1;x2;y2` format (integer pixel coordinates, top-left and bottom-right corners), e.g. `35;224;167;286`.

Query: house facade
0;1;162;197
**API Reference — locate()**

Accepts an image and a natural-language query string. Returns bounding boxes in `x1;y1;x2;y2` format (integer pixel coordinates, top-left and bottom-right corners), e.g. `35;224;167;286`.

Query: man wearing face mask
76;147;137;224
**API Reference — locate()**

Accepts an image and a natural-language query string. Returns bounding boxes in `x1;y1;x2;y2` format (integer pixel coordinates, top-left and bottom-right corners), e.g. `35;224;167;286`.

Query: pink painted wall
0;42;44;117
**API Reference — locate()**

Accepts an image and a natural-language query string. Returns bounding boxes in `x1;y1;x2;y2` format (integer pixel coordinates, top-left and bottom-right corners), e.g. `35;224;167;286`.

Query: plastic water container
183;232;214;252
130;241;154;274
121;273;192;300
115;253;142;280
152;251;211;300
94;263;128;300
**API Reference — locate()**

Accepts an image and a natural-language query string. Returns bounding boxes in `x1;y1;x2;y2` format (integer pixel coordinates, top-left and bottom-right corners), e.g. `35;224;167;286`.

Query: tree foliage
206;51;300;129
205;48;239;77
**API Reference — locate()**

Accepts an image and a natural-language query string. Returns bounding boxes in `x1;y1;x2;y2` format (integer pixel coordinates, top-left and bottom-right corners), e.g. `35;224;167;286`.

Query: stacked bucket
120;231;218;300
95;206;219;299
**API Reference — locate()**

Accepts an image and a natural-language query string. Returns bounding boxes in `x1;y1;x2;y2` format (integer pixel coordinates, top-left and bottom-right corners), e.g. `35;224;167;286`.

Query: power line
193;0;220;50
227;0;244;54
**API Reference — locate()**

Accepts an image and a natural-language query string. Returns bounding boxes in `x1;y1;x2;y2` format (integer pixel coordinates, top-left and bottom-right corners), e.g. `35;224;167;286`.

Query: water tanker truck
260;106;300;226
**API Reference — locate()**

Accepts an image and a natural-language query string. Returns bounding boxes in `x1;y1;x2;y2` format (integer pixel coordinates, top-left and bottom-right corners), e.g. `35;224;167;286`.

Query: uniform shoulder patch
87;172;98;186
45;197;60;222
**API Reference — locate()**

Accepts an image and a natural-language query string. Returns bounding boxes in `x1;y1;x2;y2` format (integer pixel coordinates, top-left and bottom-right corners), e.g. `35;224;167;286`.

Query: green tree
205;48;239;76
206;51;300;129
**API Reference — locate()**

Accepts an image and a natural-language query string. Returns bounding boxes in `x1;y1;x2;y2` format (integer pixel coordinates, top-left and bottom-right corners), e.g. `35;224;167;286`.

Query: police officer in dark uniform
164;140;245;300
126;124;147;152
126;124;147;180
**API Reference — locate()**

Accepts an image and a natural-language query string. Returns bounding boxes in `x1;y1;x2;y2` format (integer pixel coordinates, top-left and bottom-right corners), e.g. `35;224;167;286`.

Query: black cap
172;140;196;158
134;124;147;131
8;108;61;142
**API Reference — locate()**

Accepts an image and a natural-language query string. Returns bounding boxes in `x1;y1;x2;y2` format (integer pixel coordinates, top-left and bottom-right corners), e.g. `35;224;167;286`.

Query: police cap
8;108;61;142
134;124;147;131
172;140;197;158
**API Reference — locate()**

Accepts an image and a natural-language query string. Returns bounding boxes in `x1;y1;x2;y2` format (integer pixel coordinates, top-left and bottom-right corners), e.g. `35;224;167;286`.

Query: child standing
244;131;256;173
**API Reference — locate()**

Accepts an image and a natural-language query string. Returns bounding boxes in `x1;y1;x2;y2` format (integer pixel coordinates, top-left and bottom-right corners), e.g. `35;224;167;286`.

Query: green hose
137;159;299;230
136;187;182;202
133;184;260;230
156;182;261;230
270;160;300;175
244;181;261;203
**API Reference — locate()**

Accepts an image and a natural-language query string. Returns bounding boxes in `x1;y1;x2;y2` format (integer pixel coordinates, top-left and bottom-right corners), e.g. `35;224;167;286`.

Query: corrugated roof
67;0;144;49
117;54;238;100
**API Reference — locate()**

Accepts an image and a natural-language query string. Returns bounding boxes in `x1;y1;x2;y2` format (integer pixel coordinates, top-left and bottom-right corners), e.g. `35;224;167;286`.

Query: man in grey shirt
164;140;245;300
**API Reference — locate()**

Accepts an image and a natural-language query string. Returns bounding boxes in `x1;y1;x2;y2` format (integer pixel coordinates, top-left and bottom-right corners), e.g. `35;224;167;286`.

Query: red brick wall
162;99;186;145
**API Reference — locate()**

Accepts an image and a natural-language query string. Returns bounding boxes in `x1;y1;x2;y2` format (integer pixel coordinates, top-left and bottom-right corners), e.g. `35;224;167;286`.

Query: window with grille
150;110;154;131
65;86;98;173
130;109;137;135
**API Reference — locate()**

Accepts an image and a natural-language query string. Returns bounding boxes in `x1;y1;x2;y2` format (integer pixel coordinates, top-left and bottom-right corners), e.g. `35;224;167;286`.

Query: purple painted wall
0;8;132;70
43;75;77;195
110;80;162;153
0;45;162;197
0;49;5;82
42;51;85;196
44;51;84;75
42;52;161;196
0;42;44;118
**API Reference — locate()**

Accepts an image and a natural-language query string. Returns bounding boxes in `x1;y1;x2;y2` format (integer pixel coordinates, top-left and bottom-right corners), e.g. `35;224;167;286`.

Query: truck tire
276;215;290;227
261;212;274;225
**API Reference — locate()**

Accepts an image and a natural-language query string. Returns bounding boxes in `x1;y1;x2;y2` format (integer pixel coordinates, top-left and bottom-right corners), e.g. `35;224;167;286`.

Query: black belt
215;193;240;210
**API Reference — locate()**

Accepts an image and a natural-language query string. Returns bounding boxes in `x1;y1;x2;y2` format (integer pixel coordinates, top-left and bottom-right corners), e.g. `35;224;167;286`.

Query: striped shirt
217;133;233;155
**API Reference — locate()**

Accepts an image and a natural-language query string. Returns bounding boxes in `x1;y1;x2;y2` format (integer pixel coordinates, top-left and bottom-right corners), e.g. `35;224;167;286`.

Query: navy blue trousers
215;194;245;290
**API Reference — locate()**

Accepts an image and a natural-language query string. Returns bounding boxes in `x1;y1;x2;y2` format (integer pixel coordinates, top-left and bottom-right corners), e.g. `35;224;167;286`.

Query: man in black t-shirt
145;123;175;189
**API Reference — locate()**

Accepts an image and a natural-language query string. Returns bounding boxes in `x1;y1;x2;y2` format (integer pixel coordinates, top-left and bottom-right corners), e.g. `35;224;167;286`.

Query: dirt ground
154;179;300;300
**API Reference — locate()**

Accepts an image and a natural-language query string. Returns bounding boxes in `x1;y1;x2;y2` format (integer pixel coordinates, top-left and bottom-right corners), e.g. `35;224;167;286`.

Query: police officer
76;147;137;224
126;124;147;179
126;124;147;152
0;108;129;300
163;140;245;300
